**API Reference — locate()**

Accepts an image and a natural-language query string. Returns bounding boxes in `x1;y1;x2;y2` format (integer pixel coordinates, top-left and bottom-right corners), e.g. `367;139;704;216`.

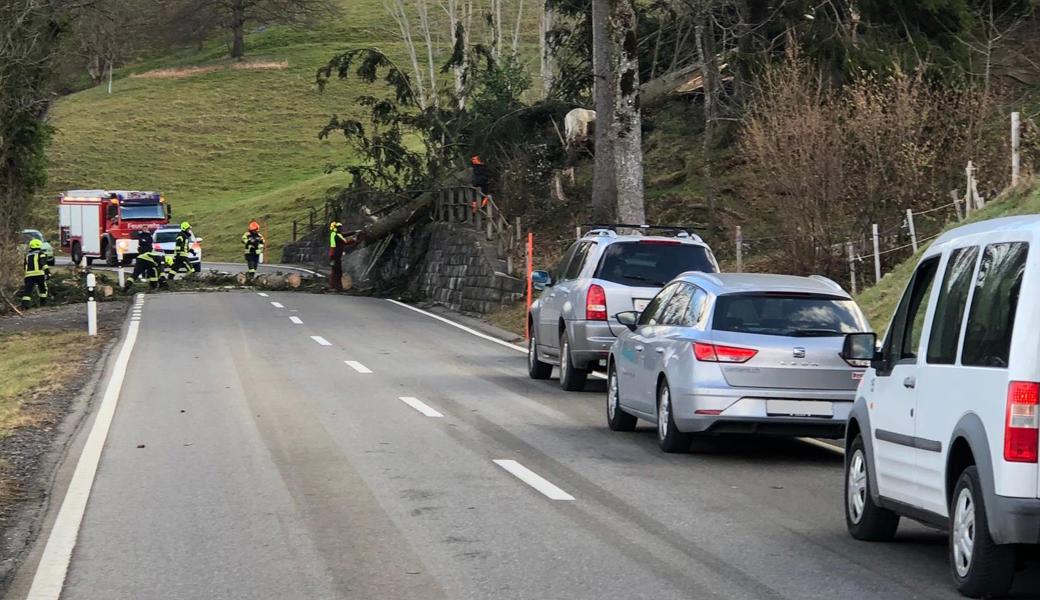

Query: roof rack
579;223;705;241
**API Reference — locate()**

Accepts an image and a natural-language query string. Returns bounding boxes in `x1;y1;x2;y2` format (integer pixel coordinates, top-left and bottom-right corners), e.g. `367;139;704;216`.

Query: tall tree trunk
695;13;719;217
230;0;246;58
591;0;616;223
609;0;645;225
539;0;554;97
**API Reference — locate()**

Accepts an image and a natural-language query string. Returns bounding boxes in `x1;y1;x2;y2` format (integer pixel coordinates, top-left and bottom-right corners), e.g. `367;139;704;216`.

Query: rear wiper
788;328;842;337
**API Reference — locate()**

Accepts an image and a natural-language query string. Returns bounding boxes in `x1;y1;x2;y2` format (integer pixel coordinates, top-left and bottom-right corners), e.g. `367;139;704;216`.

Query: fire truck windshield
119;204;165;220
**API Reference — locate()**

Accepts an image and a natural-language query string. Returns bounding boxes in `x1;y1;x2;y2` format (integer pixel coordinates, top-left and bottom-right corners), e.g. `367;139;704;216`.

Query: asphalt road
10;292;1040;599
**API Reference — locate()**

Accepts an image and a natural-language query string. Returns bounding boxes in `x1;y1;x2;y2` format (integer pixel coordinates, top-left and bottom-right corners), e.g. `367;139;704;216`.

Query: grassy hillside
39;0;395;261
856;179;1040;333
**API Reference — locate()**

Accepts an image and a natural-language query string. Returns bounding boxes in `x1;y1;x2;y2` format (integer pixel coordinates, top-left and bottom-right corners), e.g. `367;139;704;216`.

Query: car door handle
655;347;664;354
635;345;644;352
903;376;916;389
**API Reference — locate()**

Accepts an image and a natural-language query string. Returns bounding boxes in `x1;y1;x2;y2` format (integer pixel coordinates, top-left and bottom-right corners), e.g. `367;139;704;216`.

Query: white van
842;215;1040;598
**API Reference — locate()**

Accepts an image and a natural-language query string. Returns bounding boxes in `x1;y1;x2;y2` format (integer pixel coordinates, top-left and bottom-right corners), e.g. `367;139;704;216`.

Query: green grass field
38;0;401;261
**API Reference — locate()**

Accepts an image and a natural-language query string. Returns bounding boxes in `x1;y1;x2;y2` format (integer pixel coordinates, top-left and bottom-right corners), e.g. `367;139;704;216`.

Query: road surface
9;292;1040;599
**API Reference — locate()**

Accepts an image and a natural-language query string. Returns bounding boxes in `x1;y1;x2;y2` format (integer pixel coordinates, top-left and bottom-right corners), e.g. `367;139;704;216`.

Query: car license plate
766;400;833;417
633;298;651;312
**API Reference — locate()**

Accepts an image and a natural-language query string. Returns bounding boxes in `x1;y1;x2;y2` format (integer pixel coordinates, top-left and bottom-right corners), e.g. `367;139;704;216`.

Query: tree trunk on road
609;0;645;225
591;0;616;223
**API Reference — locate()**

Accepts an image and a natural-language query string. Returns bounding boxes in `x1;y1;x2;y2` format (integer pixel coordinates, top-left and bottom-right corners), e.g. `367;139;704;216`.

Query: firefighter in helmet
170;221;195;279
328;221;360;291
128;230;165;290
21;238;50;309
242;221;265;278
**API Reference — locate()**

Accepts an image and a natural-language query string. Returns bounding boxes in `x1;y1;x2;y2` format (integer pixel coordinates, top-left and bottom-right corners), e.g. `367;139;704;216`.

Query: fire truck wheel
104;242;118;267
70;242;82;266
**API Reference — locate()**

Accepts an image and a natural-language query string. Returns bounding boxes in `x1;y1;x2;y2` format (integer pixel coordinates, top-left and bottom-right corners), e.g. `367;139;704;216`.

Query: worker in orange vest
470;155;490;213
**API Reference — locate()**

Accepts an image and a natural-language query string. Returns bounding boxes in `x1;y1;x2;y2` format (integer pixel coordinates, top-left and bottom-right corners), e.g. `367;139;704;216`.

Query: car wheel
70;242;82;266
656;379;691;453
527;329;552;380
845;434;900;541
949;466;1015;598
606;363;637;432
558;332;588;391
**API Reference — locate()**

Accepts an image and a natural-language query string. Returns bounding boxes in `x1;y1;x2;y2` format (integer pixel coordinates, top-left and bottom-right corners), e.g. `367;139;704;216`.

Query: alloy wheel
953;487;976;578
658;386;670;440
608;370;618;420
847;450;867;524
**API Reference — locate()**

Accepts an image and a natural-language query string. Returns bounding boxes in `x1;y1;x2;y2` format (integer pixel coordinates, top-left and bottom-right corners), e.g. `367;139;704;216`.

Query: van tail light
586;284;607;321
1005;381;1039;463
693;342;757;363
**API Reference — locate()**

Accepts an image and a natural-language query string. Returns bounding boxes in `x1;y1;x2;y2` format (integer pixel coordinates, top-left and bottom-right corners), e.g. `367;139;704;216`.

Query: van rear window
961;242;1028;368
713;294;867;337
594;242;717;287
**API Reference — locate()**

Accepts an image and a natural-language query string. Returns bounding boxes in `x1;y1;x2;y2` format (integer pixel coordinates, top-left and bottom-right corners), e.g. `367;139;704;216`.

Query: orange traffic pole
525;232;533;341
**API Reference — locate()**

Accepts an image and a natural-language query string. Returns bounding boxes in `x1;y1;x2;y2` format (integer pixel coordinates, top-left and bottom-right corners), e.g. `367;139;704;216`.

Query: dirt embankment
0;301;129;591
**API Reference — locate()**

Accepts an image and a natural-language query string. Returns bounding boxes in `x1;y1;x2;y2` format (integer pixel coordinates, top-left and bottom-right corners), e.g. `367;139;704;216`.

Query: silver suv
528;227;718;390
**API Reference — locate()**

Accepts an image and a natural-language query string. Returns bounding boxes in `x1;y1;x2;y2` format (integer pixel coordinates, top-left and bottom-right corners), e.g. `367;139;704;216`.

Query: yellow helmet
28;239;42;249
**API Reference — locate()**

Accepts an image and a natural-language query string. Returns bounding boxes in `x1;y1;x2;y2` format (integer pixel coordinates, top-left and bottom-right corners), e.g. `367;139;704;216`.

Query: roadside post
86;272;97;337
525;233;533;341
905;209;918;253
734;226;743;273
116;248;126;288
847;242;857;295
872;224;881;283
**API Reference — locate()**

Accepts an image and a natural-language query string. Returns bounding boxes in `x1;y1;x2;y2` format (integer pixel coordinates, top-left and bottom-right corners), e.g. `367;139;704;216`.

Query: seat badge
792;347;806;359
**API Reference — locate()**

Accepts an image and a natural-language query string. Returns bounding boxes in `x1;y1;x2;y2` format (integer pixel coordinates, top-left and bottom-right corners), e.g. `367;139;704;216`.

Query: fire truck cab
58;190;169;266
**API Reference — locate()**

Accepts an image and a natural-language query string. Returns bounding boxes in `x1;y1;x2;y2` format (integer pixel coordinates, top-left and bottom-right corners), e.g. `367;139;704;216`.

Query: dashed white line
344;360;372;374
26;321;141;599
270;301;284;308
399;397;443;418
257;292;269;297
289;316;303;324
493;460;574;501
310;336;332;346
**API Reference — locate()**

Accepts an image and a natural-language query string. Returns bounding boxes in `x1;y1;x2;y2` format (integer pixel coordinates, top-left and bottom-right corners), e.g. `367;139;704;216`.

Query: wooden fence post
1013;111;1021;187
872;224;882;283
906;209;918;253
735;226;743;273
847;242;857;295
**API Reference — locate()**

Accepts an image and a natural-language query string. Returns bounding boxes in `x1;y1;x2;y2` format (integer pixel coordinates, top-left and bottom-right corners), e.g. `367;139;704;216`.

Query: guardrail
432;187;522;275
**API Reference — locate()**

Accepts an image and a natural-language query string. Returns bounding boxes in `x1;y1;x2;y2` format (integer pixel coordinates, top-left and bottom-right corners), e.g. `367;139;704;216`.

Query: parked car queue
526;219;1040;598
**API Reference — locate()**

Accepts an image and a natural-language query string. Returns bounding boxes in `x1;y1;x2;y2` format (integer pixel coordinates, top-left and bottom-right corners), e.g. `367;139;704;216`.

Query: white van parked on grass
842;215;1040;597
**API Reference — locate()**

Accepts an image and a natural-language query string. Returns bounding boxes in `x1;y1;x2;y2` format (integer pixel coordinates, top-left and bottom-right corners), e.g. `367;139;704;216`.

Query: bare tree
590;0;616;222
168;0;336;59
608;0;645;225
539;0;554;95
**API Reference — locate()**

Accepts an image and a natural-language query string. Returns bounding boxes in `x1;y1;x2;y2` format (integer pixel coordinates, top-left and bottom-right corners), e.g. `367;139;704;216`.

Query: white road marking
26;321;141;599
399;397;443;418
289;316;303;324
257;292;269;297
386;299;608;380
798;437;845;455
344;360;372;374
311;336;332;346
386;299;526;353
493;460;574;501
270;301;284;308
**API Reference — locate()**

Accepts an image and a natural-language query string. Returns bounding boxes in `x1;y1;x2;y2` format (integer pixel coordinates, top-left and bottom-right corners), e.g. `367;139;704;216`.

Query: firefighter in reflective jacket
242;222;265;277
129;231;164;290
328;222;360;291
170;221;195;278
21;239;50;309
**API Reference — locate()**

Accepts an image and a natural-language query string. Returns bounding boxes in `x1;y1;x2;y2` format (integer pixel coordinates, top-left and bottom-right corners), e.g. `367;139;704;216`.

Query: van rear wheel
950;466;1015;598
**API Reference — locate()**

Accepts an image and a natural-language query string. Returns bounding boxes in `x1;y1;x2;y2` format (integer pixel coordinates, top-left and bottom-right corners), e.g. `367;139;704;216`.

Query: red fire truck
58;190;170;266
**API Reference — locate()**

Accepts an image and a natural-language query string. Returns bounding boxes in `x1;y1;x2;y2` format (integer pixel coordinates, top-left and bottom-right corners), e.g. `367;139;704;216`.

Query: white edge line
386;299;607;379
344;360;373;374
257;292;269;297
270;302;284;308
399;397;444;418
289;316;303;324
386;299;525;353
310;336;332;346
798;437;845;456
26;321;141;599
493;460;574;501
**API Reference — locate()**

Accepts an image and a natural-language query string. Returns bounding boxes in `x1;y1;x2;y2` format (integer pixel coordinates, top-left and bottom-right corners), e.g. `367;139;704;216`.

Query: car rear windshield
713;293;867;337
594;241;717;287
154;231;180;243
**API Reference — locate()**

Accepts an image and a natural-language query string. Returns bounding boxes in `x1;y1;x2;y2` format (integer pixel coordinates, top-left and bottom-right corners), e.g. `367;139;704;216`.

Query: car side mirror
531;270;553;291
615;311;639;331
842;332;880;368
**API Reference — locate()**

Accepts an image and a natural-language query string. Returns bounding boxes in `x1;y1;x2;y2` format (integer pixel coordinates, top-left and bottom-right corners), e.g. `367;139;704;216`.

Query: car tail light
586;284;607;321
191;242;201;251
841;353;870;368
692;342;757;363
695;409;722;415
1005;381;1039;463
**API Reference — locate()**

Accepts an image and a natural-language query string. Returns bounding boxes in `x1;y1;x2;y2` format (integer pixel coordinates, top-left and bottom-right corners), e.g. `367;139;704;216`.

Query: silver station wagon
606;272;870;452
